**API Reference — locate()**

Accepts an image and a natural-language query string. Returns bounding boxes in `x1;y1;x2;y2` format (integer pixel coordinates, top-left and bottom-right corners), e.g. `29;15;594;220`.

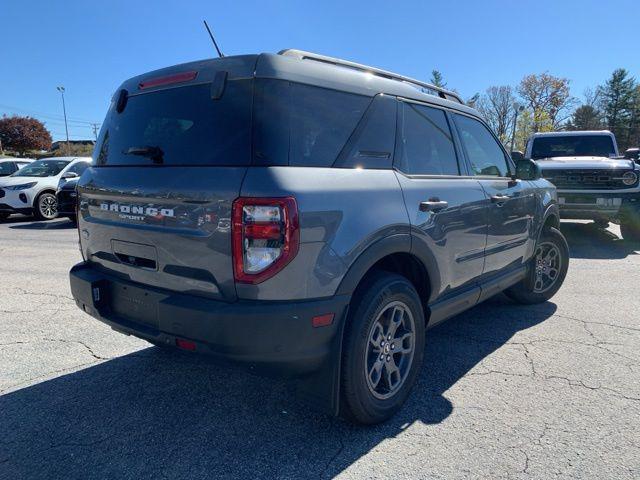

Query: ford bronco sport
69;50;568;424
526;130;640;240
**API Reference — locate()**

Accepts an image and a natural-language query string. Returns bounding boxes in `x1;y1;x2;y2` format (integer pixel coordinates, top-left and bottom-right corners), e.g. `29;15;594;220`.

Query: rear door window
395;101;460;175
253;80;370;167
95;80;253;166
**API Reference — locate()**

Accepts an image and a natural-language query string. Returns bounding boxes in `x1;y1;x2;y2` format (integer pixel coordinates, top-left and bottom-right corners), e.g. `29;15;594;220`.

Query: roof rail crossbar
278;49;464;105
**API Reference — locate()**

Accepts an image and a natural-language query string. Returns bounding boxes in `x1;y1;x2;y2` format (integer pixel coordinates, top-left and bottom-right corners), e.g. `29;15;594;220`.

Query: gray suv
69;50;568;424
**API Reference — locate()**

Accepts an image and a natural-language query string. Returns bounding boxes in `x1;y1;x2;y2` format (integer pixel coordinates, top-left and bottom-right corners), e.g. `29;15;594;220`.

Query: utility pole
90;123;100;141
57;86;70;154
510;103;525;153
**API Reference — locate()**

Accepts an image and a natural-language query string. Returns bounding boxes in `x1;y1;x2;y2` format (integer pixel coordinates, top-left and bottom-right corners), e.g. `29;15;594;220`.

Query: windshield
531;135;616;159
11;159;70;177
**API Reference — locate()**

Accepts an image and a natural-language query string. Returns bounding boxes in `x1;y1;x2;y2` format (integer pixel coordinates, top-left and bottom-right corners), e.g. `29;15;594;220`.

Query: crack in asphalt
0;338;109;360
319;435;345;479
552;313;640;334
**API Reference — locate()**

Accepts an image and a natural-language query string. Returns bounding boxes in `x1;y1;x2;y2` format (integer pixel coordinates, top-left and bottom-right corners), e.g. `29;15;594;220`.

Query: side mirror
62;171;79;179
515;159;541;180
511;151;525;163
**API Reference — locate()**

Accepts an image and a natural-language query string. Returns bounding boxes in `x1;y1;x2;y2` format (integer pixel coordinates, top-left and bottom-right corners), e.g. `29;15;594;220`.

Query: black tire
341;272;425;425
33;192;58;220
505;227;569;305
0;213;9;221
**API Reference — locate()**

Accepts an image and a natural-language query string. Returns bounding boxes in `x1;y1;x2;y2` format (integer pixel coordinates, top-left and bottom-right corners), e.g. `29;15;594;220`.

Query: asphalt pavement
0;215;638;479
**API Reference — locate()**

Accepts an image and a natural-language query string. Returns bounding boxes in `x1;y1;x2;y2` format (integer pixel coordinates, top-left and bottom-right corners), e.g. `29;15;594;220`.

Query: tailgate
77;166;246;301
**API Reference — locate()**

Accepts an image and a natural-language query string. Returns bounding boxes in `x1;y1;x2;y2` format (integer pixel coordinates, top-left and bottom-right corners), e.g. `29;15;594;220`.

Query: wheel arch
335;234;437;315
539;203;560;239
32;188;57;208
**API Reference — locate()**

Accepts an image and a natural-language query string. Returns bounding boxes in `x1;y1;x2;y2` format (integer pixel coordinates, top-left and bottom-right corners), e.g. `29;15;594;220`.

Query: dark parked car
56;162;90;222
69;50;568;424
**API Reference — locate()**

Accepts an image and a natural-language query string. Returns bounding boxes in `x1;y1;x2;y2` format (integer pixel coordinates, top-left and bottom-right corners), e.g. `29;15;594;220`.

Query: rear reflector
139;71;198;90
175;338;197;351
312;313;335;328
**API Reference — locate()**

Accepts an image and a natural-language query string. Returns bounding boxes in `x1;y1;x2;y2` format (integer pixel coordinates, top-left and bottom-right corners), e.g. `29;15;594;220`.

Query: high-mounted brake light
232;197;299;284
138;71;198;90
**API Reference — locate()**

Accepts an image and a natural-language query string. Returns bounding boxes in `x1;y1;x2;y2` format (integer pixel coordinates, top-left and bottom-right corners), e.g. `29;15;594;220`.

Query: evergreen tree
565;105;604;131
598;68;636;148
430;70;447;88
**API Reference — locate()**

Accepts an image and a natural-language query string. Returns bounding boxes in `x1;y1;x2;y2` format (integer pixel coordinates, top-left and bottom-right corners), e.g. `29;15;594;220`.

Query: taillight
232;197;299;284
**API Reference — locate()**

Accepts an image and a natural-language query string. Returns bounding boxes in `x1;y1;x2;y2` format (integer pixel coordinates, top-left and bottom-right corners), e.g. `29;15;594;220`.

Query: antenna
203;20;224;58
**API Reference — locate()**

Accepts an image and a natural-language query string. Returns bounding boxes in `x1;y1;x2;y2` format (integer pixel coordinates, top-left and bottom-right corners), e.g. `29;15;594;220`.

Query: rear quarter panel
237;167;409;300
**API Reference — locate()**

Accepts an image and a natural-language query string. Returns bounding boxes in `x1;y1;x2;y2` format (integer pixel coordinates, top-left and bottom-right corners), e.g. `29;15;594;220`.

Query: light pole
57;86;70;153
510;103;525;153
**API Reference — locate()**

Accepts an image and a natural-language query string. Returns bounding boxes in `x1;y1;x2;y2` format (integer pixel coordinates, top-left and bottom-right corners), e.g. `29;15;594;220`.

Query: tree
565;105;604;131
517;72;575;131
430;70;447;88
0;115;52;155
628;85;640;148
597;68;636;149
476;86;517;145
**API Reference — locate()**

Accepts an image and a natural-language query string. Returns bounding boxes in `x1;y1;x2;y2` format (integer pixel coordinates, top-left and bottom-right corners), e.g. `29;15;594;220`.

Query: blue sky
2;0;638;141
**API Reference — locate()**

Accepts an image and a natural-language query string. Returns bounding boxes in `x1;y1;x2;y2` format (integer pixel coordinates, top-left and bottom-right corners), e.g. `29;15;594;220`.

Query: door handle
419;199;449;212
491;194;511;204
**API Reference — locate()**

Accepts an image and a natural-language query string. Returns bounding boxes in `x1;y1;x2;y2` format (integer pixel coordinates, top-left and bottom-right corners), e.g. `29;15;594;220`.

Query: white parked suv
0;156;91;221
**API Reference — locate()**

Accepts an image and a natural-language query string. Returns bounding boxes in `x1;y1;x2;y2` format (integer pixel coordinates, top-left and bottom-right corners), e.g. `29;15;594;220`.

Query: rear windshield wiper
123;146;164;164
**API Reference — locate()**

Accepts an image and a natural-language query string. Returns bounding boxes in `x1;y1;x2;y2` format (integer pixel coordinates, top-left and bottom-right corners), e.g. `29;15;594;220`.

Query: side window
335;94;397;169
68;162;89;175
453;114;510;177
253;79;370;167
396;102;459;175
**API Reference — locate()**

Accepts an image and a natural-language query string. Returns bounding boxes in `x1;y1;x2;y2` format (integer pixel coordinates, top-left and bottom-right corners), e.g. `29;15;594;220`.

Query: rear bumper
557;191;640;220
69;262;350;412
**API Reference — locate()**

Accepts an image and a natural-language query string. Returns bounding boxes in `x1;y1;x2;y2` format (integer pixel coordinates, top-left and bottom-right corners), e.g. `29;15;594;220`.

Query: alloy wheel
39;194;58;220
364;301;416;400
533;241;561;293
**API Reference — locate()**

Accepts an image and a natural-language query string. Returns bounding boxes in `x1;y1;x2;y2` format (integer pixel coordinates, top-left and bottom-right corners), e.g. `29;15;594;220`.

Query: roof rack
278;49;464;105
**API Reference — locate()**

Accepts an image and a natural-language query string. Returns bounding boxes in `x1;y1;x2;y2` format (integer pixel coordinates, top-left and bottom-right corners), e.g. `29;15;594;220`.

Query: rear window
531;135;616;159
253;80;370;167
95;80;252;166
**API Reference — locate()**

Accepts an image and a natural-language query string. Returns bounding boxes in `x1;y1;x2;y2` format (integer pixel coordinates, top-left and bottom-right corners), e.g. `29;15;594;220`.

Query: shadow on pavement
0;295;555;479
6;218;75;230
560;221;639;260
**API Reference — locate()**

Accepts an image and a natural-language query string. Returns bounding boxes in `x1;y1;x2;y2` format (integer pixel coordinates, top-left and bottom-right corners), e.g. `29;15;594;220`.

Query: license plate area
108;282;160;328
560;196;596;204
560;196;622;206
